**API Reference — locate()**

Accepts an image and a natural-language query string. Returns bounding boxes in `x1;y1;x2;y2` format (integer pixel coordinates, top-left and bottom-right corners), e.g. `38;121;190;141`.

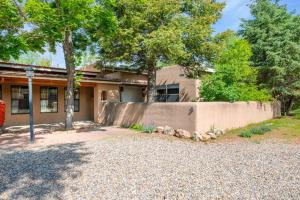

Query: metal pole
28;76;34;142
26;67;34;143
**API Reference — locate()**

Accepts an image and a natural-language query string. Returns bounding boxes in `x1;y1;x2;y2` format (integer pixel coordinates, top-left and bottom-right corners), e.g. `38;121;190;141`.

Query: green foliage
240;0;300;115
11;51;53;67
99;0;225;100
25;0;117;57
294;114;300;120
240;130;253;138
129;124;144;132
200;35;272;102
143;125;156;134
129;124;155;133
0;0;27;60
239;125;272;138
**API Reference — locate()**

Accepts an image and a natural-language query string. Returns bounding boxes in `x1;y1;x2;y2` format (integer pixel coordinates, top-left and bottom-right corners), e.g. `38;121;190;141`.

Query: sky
43;0;300;68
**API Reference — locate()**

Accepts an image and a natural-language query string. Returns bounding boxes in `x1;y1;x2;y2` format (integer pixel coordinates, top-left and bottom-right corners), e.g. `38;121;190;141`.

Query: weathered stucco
2;83;94;127
96;101;281;133
156;65;201;102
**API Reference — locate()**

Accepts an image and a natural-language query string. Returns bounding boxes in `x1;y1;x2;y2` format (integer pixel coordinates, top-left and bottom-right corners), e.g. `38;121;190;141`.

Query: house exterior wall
96;101;281;133
2;83;94;127
156;65;201;102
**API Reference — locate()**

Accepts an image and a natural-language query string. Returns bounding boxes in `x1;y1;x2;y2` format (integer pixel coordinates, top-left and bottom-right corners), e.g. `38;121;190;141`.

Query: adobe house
0;62;208;127
0;62;147;126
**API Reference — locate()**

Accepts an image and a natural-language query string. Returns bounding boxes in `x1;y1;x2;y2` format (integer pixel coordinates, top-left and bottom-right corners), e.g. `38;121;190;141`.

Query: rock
215;129;224;136
192;131;203;142
207;132;217;139
201;133;211;141
155;126;164;134
175;129;192;139
163;126;175;136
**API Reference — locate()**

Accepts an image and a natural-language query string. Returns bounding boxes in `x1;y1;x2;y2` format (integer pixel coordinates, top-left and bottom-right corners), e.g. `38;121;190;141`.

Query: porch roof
0;62;147;87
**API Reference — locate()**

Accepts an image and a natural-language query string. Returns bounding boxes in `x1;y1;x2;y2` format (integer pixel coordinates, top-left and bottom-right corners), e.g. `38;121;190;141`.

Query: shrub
129;124;144;132
239;125;272;138
240;130;253;138
143;125;156;134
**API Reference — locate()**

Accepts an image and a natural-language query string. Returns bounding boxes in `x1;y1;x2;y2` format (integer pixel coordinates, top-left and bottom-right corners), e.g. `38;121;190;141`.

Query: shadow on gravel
0;142;89;200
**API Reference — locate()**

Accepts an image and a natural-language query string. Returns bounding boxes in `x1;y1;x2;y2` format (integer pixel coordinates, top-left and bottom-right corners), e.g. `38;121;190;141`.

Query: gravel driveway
0;135;299;200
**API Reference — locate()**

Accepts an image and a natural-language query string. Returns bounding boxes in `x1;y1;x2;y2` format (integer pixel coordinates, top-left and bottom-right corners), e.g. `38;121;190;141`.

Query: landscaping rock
175;129;192;139
207;132;217;139
192;132;203;142
201;133;211;141
163;126;175;136
155;126;164;134
215;129;224;136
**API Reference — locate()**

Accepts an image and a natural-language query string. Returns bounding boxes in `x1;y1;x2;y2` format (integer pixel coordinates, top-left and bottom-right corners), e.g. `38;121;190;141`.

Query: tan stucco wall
2;83;94;127
94;83;121;123
156;65;200;102
96;101;281;133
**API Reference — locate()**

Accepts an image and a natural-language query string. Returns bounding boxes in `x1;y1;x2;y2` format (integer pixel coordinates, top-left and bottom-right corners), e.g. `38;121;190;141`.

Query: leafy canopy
0;0;27;60
25;0;117;60
200;34;272;102
240;0;300;113
99;0;224;72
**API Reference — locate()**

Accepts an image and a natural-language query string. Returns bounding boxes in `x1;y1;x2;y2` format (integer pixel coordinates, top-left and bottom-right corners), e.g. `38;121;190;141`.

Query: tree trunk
63;30;75;130
147;62;156;103
286;96;295;116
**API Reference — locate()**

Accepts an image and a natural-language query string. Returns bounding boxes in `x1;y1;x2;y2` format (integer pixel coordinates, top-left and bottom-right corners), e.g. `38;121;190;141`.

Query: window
155;84;179;102
40;87;58;113
11;86;29;114
64;88;80;112
101;91;107;101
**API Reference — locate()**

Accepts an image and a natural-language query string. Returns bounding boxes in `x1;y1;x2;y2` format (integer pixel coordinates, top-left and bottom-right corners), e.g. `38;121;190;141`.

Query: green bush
239;125;272;138
143;125;156;134
129;124;144;132
240;130;253;138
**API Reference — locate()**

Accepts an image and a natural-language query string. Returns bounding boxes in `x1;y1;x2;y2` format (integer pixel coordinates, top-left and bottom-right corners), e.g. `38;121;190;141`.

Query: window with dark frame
64;88;80;112
155;84;179;102
11;86;29;114
40;87;58;113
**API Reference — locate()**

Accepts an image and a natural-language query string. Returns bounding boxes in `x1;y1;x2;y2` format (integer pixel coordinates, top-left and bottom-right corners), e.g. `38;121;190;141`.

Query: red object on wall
0;101;5;127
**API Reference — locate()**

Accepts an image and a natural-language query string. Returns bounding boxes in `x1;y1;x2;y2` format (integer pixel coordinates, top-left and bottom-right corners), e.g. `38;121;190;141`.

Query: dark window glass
101;91;107;101
40;87;58;113
155;84;179;102
11;86;29;114
64;88;80;112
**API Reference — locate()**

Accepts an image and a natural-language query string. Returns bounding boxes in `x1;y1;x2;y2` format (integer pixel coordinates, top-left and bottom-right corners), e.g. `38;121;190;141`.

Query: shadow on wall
272;101;281;118
0;142;90;200
97;102;147;127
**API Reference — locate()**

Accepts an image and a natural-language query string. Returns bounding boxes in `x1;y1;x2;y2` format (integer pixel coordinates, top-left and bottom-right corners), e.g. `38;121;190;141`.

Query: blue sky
44;0;300;67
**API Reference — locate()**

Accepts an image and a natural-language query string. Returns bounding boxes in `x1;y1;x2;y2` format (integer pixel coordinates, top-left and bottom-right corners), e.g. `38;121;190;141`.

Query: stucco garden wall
96;101;281;133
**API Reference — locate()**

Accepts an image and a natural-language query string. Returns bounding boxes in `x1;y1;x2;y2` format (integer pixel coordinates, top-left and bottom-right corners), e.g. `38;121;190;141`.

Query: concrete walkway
0;122;135;151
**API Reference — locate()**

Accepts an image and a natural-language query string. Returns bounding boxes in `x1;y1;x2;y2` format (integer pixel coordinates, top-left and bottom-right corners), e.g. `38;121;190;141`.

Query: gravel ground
0;135;300;200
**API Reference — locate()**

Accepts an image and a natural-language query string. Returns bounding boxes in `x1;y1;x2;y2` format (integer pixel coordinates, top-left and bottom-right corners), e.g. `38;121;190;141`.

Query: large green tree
200;34;271;102
0;0;28;60
240;0;300;115
99;0;224;102
25;0;116;129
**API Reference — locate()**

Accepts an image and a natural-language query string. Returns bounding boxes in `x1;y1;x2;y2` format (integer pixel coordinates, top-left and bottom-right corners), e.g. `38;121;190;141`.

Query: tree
200;35;271;102
25;0;116;129
240;0;300;115
0;0;28;60
99;0;224;102
11;51;53;67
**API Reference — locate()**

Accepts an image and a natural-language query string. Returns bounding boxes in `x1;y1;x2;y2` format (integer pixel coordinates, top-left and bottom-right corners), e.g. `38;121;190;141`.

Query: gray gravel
0;136;300;200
